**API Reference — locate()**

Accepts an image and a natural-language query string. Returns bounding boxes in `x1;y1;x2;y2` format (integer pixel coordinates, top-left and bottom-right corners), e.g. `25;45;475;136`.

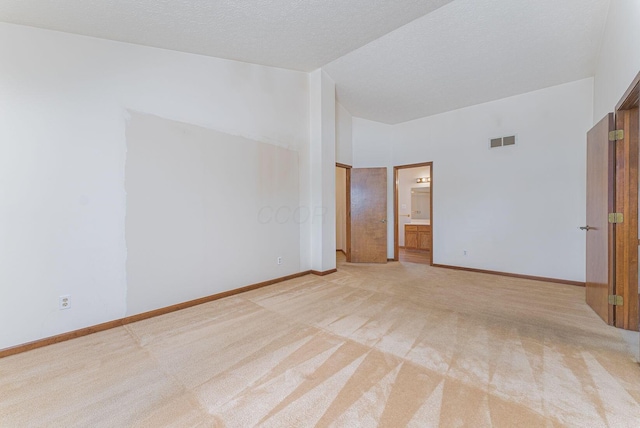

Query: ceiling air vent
489;135;516;148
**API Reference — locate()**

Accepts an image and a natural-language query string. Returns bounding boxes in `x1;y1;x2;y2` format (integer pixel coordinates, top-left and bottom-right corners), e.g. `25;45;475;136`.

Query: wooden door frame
336;163;352;262
393;162;434;264
614;71;640;331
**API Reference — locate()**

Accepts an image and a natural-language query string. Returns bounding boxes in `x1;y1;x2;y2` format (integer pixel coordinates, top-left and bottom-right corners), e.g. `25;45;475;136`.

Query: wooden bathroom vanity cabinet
404;224;431;251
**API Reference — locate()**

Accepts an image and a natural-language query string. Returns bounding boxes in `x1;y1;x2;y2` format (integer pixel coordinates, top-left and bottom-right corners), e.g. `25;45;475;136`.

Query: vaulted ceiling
0;0;611;124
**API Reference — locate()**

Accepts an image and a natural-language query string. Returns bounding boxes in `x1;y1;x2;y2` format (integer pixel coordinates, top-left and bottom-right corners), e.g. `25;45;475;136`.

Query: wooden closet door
351;168;387;263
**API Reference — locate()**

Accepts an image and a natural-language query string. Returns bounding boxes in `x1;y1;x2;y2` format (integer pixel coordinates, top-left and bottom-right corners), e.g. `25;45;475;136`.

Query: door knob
381;219;387;223
579;225;594;231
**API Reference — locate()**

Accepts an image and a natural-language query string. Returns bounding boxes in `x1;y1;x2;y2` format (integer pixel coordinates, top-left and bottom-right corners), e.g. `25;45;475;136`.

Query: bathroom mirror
411;187;430;219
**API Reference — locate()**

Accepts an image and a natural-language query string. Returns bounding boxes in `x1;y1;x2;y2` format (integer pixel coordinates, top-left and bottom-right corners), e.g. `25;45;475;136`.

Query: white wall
593;0;640;122
0;23;309;349
353;78;594;282
336;103;353;165
125;113;300;315
308;69;336;272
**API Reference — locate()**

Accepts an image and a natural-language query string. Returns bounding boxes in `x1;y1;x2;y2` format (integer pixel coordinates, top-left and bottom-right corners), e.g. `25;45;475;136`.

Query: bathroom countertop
407;220;430;225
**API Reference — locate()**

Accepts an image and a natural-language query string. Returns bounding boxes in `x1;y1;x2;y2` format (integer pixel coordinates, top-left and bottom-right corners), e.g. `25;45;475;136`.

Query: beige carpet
2;258;640;427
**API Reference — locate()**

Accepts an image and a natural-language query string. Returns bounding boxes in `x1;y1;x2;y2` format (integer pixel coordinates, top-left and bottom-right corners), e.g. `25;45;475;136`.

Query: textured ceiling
0;0;453;72
0;0;611;124
325;0;611;123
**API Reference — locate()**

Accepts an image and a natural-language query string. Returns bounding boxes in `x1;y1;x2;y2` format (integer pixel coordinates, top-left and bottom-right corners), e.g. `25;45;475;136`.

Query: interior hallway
2;258;640;426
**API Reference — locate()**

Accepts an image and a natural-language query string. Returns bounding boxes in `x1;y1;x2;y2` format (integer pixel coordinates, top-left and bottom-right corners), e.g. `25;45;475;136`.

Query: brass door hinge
609;129;624;141
608;213;624;224
608;295;624;306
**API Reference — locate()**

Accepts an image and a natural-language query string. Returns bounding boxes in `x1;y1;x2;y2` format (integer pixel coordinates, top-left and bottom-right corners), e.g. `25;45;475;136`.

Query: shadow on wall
125;111;301;316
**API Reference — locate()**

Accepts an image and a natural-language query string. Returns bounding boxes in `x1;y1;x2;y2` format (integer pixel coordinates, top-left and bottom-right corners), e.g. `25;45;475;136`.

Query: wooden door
614;91;639;331
351;168;387;263
585;113;615;325
611;72;640;333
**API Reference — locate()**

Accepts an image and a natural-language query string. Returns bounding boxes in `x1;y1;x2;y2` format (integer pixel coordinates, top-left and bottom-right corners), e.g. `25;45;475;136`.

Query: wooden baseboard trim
387;258;396;262
0;270;312;359
311;269;338;276
336;162;352;169
432;264;585;287
0;319;127;359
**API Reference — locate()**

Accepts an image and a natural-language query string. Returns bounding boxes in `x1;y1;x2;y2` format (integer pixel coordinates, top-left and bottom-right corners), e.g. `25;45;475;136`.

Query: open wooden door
351;168;387;263
614;72;640;331
585;113;615;325
585;73;640;332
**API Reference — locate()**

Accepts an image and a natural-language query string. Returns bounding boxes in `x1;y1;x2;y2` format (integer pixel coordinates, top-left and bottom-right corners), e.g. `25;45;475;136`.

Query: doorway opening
336;163;351;263
394;162;433;265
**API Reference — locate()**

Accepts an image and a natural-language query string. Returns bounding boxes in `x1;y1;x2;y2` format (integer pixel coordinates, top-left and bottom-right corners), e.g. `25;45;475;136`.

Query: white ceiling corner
0;0;453;72
0;0;611;124
324;0;611;124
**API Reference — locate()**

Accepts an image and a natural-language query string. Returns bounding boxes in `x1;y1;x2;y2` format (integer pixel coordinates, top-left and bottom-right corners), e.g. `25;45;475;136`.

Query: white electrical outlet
463;250;468;256
59;295;71;310
277;257;283;265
